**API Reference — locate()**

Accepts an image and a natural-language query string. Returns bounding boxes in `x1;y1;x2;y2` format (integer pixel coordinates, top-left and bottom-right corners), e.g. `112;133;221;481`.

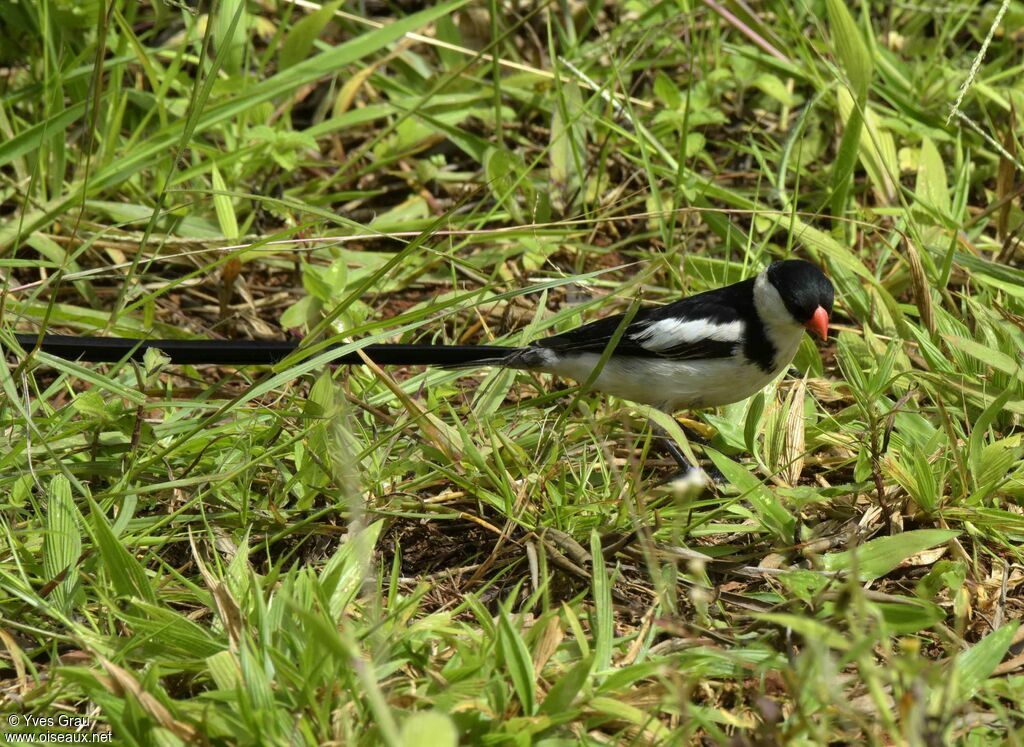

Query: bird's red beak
805;306;829;341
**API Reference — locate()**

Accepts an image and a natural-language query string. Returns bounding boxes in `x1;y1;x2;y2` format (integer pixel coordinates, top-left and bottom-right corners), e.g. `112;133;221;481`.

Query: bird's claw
656;464;725;490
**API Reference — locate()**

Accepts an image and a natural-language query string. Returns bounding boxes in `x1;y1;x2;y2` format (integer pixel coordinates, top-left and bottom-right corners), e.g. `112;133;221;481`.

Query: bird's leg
647;414;709;487
656;424;697;473
648;412;728;488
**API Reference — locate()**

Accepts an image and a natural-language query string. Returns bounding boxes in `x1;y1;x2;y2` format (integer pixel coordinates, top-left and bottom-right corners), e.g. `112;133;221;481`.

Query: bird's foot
656;463;726;489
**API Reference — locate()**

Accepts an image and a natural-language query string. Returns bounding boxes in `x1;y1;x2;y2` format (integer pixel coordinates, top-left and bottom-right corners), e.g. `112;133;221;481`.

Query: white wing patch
631;318;744;352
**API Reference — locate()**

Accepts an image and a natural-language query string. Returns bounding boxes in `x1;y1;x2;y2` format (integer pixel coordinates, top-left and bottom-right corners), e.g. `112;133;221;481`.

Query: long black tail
11;333;522;367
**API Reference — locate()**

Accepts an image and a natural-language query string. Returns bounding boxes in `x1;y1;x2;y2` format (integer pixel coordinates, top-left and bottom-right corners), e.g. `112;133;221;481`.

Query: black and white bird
12;259;834;474
495;259;833;412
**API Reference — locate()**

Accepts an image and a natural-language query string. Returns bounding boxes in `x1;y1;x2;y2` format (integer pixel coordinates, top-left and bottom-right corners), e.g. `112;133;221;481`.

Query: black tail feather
11;333;522;367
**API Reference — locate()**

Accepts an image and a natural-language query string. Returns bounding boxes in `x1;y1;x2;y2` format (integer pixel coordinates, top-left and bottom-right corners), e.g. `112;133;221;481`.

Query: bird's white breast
534;351;789;410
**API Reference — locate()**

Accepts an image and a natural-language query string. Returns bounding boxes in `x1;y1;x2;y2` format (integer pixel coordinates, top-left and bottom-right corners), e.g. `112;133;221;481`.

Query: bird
12;259;834;476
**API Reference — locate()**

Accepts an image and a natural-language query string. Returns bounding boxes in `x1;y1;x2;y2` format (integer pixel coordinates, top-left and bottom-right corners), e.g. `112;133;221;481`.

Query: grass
2;0;1024;743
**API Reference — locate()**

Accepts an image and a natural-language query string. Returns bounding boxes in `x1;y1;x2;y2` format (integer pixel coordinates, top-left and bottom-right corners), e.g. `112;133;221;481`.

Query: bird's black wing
532;279;755;361
531;306;660;356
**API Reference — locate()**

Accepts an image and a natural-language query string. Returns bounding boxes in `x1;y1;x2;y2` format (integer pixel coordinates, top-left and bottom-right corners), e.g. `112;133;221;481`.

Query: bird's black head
765;259;834;340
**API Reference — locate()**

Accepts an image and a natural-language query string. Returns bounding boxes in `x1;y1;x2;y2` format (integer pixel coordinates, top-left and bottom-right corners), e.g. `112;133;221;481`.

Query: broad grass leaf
286;605;401;743
967;379;1020;489
238;640;275;711
905;324;957;375
86;199;221;237
868;341;909;398
588;697;670;739
302;258;348;303
334;65;377;116
321;520;384;620
753;73;798;107
874;599;945;634
213;0;249;74
948;249;1024;290
836;88;897;202
826;0;873;100
590;531;613;675
703;412;746;451
433;13;463;69
210;164;238;239
946;336;1020;377
561;602;589;660
744;391;765;454
384;103;492;163
539;656;592;716
970;439;1024;502
966;270;1024;301
952;621;1020;701
123;602;225;659
85;493;157;603
370;195;430;229
550;81;585;212
280;0;343;70
0;101;87;169
835;331;870;398
826;0;874;217
400;712;457;747
775;569;831;604
916;136;951;218
280;295;317;331
498;607;537;715
597;661;668;694
653;71;681;109
882;445;942;514
43;476;82;612
484;147;526;222
754;613;849;650
706;449;795;543
471;367;516;417
762;379;806;486
821;529;959;580
205;650;240;690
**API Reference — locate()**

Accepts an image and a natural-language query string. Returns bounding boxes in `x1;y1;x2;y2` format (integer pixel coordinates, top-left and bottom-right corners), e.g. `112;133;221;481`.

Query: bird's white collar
753;270;803;370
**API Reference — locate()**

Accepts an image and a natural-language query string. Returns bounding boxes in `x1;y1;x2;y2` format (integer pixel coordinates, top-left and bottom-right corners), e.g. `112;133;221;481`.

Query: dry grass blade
98;658;202;743
701;0;792;65
781;378;807;487
904;237;935;335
